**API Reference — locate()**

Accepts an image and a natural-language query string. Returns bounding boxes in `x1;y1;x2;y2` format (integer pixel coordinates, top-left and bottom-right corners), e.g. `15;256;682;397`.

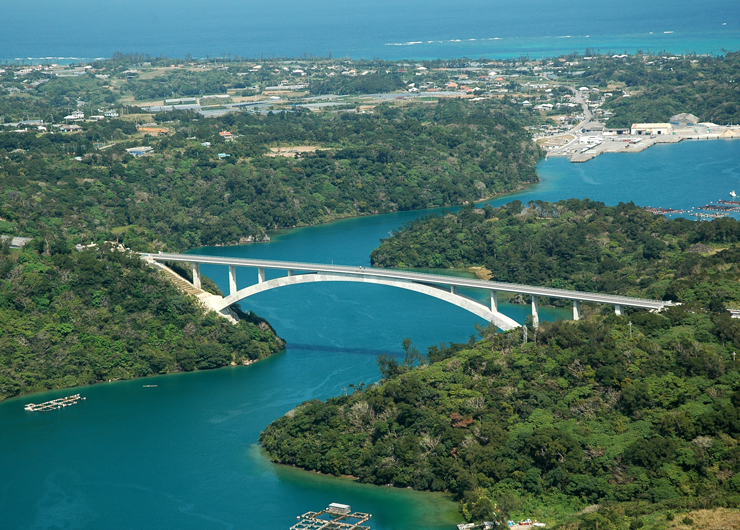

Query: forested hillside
371;200;740;307
0;240;284;401
588;52;740;128
261;307;740;529
262;199;740;527
0;100;541;250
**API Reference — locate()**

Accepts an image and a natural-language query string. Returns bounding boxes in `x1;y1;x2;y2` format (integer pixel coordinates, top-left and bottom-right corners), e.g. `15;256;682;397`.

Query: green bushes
371;200;740;308
263;211;740;524
0;98;540;250
0;244;284;400
261;309;740;524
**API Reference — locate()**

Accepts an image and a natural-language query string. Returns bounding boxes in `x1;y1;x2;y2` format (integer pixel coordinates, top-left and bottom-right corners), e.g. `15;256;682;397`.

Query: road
545;86;593;157
143;252;674;311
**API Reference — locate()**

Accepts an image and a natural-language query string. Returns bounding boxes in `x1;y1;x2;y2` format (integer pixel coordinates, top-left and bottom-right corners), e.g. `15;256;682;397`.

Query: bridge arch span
210;273;520;331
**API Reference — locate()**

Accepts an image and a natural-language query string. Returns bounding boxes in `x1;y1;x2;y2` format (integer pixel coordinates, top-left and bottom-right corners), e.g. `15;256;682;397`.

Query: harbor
539;102;740;164
24;394;85;412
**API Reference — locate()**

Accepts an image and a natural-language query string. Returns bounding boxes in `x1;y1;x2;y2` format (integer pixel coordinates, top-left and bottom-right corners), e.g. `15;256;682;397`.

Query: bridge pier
192;263;202;289
287;270;294;277
258;267;265;284
490;291;498;312
531;295;539;328
615;304;624;316
451;285;457;294
573;300;581;321
229;266;237;296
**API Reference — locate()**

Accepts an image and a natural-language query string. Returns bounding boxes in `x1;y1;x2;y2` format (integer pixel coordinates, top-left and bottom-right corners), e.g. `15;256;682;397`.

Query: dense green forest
263;202;740;528
585;52;740;128
309;72;406;95
0;100;541;250
0;240;284;401
261;306;740;529
371;200;740;307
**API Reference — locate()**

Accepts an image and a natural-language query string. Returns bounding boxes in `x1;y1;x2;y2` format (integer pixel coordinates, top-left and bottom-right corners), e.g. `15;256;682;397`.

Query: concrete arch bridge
141;253;675;331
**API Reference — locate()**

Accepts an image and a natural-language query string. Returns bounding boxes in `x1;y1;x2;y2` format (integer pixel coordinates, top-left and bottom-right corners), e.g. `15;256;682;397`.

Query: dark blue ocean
2;0;739;62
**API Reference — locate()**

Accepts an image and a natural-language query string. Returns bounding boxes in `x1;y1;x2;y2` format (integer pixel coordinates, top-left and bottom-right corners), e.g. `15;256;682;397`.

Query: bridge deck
143;253;673;311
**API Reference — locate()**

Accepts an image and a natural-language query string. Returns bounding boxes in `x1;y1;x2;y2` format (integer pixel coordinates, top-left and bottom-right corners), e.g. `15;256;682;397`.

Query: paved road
143;252;674;310
545;86;594;157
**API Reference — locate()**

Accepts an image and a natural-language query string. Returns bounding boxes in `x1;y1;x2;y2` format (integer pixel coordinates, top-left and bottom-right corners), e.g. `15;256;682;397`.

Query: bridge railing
142;252;672;307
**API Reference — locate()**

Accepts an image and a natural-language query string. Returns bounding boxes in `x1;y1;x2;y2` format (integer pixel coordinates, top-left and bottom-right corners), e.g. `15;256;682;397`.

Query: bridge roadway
142;252;675;330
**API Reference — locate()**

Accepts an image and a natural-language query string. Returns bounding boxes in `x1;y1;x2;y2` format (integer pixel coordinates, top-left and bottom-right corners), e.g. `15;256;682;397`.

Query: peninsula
262;200;740;529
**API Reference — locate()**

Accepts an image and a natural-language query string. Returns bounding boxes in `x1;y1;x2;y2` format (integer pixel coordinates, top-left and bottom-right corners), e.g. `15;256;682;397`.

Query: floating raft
291;504;371;530
697;204;740;212
691;212;729;219
718;200;740;206
25;394;85;412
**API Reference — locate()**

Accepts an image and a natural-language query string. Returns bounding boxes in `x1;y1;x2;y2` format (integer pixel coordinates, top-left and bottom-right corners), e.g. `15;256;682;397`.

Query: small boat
731;190;737;197
143;385;157;388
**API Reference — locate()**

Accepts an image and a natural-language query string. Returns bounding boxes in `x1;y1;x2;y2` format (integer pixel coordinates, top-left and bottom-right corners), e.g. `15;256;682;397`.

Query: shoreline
4;36;740;65
260;448;464;523
1;346;287;405
189;182;540;251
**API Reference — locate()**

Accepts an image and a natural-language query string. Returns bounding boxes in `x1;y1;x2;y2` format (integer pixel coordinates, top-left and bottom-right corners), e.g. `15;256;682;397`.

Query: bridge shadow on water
286;342;398;357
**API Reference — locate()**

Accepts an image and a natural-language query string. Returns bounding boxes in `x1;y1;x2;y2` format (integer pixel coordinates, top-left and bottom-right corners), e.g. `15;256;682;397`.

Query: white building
64;111;85;121
631;123;673;135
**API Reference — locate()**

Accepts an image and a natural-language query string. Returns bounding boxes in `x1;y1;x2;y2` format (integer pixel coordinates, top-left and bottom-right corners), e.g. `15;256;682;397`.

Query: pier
25;394;85;411
644;206;686;215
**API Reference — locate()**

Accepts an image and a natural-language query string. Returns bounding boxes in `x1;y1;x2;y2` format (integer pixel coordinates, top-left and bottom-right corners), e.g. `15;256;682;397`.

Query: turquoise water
2;140;740;529
490;139;740;218
2;0;738;61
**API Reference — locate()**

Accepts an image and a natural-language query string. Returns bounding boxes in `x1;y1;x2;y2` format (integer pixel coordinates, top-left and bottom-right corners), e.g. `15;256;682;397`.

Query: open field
266;145;326;157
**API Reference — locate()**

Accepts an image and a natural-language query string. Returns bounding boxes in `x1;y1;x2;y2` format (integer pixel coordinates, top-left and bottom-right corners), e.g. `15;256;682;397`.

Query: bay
2;140;739;529
490;139;740;218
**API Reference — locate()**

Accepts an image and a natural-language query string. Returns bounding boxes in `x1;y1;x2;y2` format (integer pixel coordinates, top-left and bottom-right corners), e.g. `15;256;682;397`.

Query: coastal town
2;53;737;165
